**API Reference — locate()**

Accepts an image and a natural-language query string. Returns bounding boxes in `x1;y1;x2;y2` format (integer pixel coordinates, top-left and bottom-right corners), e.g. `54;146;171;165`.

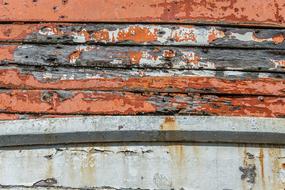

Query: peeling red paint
196;96;285;117
0;24;39;41
0;113;20;120
0;90;284;117
0;45;17;61
1;0;284;26
0;90;157;114
0;68;284;96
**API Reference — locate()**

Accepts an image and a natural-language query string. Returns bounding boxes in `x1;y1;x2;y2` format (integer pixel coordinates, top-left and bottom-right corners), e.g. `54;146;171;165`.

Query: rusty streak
0;0;285;27
0;90;284;117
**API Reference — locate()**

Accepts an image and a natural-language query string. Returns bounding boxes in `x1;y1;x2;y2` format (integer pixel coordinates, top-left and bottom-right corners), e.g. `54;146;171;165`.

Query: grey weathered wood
2;24;285;49
4;44;285;72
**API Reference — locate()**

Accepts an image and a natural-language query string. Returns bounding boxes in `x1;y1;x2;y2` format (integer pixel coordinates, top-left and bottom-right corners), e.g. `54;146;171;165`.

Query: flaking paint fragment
230;32;285;44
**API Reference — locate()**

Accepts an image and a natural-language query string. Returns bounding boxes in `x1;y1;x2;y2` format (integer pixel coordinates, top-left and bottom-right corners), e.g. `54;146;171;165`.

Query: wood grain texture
0;90;284;117
1;24;285;49
0;0;285;27
0;66;284;96
1;45;285;72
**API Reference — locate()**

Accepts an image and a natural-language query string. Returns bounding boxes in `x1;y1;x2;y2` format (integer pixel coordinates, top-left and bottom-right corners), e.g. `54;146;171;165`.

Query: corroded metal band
0;116;284;147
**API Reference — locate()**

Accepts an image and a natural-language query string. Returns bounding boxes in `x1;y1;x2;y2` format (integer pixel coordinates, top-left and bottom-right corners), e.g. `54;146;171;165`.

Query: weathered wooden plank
1;45;285;72
0;116;284;146
0;143;284;189
0;90;283;117
0;66;284;96
0;0;285;27
1;24;285;49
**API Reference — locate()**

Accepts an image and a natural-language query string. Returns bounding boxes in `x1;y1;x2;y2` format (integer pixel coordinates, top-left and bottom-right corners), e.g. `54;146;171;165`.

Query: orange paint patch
92;29;110;42
117;26;158;43
0;45;17;61
129;51;143;64
0;90;157;114
0;113;20;120
272;34;285;44
0;24;39;40
208;29;225;43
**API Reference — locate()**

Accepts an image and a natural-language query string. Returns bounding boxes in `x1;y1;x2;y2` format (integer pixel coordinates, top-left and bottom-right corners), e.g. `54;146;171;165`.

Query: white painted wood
0;116;284;146
0;143;284;189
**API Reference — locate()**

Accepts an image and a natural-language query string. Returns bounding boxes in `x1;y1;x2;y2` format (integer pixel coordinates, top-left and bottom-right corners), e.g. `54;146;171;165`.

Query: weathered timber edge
0;116;284;147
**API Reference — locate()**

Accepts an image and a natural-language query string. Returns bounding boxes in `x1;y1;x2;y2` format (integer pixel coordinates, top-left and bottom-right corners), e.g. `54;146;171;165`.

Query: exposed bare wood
1;45;285;72
0;0;285;27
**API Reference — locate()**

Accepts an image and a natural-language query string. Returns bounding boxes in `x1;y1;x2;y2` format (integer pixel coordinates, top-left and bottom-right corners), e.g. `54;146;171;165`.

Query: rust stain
167;144;185;174
259;148;264;178
259;148;265;188
160;116;178;130
268;148;283;189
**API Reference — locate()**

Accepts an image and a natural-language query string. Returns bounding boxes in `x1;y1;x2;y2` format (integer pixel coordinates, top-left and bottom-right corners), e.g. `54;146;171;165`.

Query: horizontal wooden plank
1;45;285;72
0;116;284;146
0;90;284;117
0;66;284;96
0;143;284;189
1;24;285;49
0;0;285;27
